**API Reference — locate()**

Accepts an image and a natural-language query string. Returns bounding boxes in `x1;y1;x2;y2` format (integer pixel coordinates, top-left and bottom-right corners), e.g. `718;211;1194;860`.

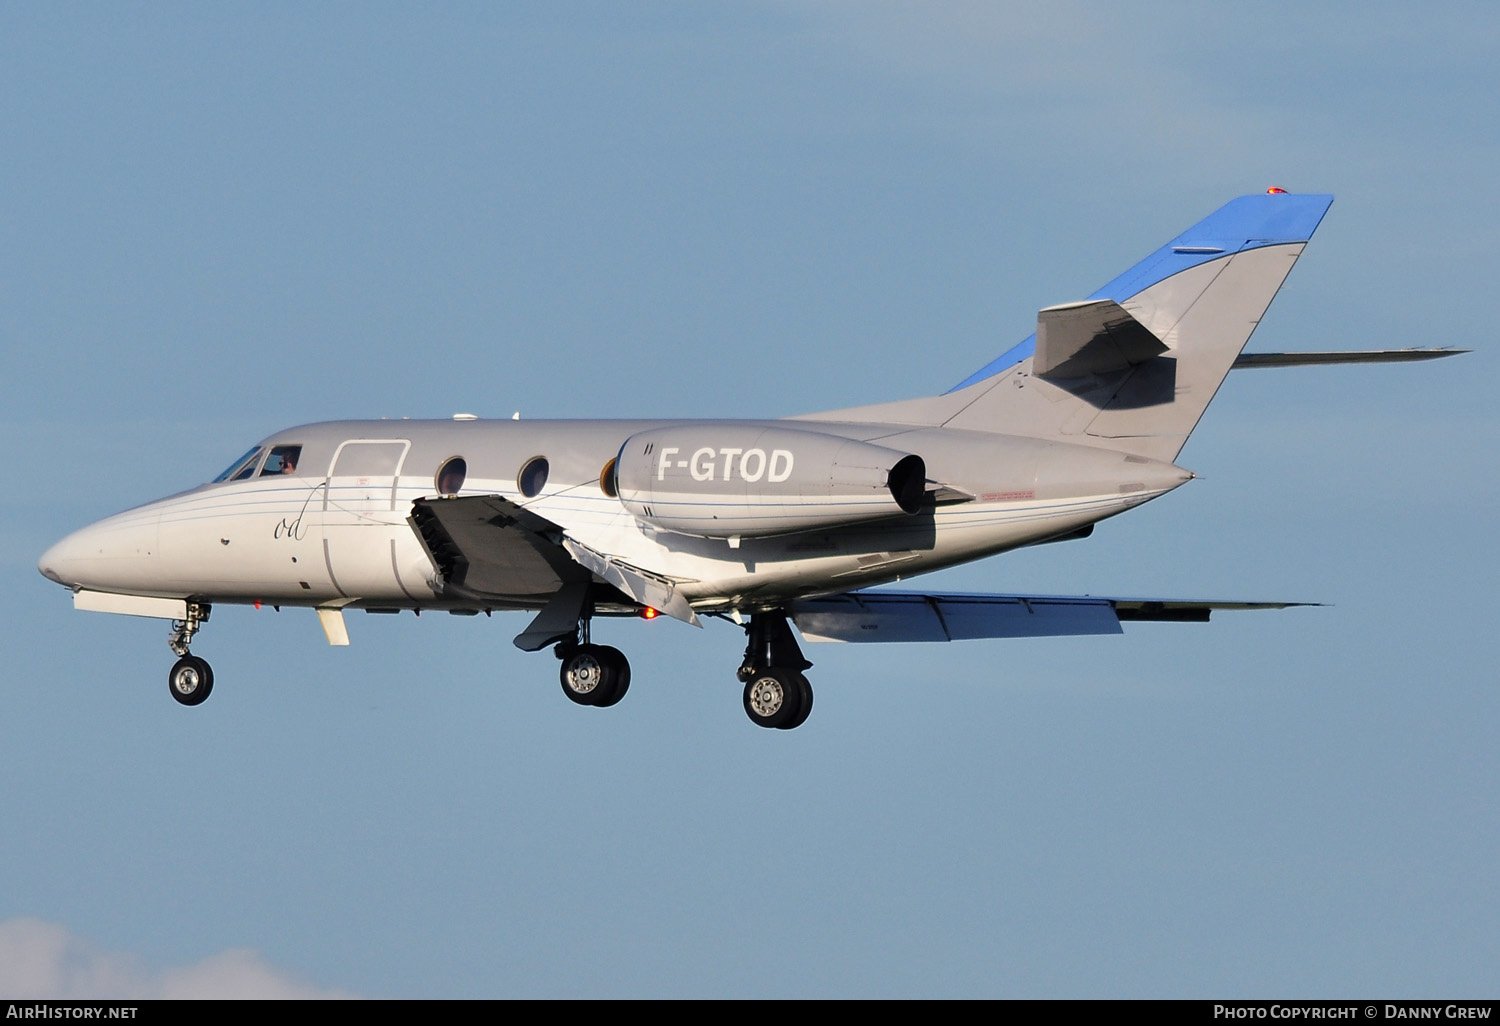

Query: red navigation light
1266;186;1288;194
641;607;659;620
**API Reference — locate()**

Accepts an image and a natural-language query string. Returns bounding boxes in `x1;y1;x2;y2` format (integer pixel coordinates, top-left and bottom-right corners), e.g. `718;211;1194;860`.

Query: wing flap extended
789;590;1313;643
410;496;702;627
408;495;591;602
561;537;700;626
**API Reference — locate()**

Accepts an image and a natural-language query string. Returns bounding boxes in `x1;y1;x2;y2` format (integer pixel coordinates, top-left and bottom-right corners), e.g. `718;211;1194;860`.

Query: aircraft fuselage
39;417;1190;615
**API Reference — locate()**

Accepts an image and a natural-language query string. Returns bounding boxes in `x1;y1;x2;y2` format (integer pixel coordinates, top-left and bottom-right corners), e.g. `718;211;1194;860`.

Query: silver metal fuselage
38;417;1191;616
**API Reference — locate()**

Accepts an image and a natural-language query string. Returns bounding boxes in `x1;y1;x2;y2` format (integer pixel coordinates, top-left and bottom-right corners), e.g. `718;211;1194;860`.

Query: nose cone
37;535;73;585
38;508;161;592
38;525;111;587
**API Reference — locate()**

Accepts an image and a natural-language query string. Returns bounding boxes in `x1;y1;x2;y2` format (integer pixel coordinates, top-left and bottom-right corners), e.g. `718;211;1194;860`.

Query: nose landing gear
166;603;214;707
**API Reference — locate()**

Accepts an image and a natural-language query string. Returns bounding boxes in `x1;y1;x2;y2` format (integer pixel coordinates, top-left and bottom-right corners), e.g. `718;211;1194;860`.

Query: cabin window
260;445;303;476
436;456;467;496
213;447;263;483
518;456;549;498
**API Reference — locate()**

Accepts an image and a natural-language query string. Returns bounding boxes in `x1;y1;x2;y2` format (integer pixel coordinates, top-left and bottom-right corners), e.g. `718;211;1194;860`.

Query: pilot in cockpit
260;445;302;477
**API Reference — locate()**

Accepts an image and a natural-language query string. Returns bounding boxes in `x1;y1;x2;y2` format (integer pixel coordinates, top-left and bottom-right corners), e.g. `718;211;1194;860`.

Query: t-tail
797;191;1336;463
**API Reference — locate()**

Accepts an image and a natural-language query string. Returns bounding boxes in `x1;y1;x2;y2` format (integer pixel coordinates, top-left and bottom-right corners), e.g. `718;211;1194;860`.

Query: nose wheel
168;655;214;706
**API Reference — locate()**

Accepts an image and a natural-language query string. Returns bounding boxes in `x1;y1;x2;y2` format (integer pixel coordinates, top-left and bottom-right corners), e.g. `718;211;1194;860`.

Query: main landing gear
555;615;631;708
548;605;815;729
736;611;814;730
166;603;213;707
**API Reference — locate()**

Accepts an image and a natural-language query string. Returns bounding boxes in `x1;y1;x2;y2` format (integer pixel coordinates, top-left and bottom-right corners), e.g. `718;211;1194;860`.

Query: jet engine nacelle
614;425;926;539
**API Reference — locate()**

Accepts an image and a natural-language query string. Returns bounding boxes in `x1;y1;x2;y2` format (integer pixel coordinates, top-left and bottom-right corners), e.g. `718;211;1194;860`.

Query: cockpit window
260;445;303;477
213;447;263;483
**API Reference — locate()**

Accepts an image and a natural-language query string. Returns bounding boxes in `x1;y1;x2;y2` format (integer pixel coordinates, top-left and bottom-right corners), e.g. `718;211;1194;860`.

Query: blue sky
2;2;1496;998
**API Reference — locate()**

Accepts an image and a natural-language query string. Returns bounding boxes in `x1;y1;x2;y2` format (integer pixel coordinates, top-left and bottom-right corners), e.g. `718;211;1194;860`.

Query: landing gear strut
555;603;631;708
738;611;813;730
166;603;213;706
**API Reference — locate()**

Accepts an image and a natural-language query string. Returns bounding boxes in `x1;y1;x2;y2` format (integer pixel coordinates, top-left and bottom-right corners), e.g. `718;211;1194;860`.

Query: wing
408;495;701;643
787;590;1315;643
409;495;591;605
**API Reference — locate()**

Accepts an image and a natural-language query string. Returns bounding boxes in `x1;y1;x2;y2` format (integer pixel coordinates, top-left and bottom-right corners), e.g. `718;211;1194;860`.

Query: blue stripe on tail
947;192;1334;393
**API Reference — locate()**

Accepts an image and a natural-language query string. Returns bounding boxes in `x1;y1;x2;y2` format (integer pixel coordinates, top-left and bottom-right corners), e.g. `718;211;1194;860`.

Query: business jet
37;191;1460;728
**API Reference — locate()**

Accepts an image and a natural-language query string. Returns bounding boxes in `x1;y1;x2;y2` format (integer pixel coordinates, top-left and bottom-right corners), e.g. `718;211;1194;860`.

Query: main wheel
780;672;813;730
559;644;627;707
743;668;803;729
590;646;631;708
168;655;214;706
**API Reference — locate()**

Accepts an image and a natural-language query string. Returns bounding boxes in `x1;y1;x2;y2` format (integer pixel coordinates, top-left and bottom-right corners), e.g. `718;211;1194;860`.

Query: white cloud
0;919;356;1000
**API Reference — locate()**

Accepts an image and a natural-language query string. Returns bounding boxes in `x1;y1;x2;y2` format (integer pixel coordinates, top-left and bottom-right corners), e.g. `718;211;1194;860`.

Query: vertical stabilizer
796;192;1334;463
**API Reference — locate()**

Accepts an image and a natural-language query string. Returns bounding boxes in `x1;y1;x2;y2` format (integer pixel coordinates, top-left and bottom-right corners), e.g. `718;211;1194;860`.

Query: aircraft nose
38;526;94;588
37;543;61;584
37;510;161;592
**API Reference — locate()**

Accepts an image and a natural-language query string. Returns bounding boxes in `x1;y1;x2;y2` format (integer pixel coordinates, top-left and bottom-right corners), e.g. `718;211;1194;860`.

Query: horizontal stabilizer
789;590;1314;643
1033;299;1168;379
1232;348;1469;369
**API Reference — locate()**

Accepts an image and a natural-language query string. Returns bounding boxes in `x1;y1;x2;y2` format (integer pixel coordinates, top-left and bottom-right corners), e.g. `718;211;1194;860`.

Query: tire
743;668;800;729
590;646;631;708
168;656;214;707
779;672;813;730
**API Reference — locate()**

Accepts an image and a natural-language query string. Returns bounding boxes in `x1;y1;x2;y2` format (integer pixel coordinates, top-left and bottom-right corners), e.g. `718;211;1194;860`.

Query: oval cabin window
518;456;549;498
436;457;467;496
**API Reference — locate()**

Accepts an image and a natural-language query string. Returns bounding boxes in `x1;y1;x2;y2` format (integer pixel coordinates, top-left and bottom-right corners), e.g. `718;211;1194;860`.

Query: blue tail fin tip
949;192;1334;393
